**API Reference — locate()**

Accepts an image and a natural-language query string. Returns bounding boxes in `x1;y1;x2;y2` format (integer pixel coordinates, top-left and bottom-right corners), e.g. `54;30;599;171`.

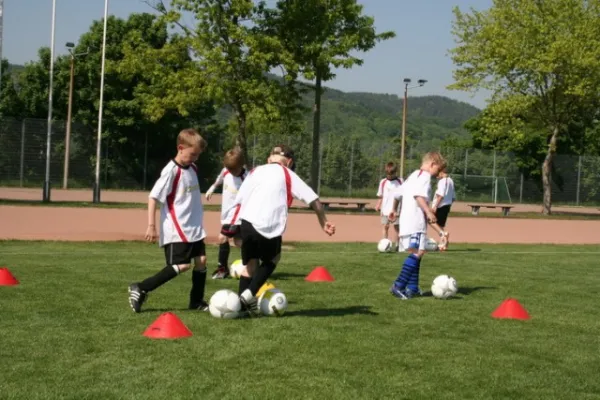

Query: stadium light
399;77;427;179
93;0;109;203
43;0;57;202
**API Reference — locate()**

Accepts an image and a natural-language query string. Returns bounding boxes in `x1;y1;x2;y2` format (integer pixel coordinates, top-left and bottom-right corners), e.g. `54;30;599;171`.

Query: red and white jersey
377;177;403;216
435;176;456;208
208;167;248;224
228;163;318;239
149;160;206;247
394;169;431;236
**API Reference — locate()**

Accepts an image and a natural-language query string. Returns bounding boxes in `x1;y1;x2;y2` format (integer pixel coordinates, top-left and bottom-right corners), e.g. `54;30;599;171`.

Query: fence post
19;120;26;187
492;150;497;203
317;137;323;195
463;149;468;179
576;155;582;206
143;131;148;190
519;172;523;203
348;139;354;196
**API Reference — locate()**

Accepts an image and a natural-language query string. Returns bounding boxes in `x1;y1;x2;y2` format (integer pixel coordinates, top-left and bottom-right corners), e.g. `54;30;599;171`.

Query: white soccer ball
209;289;242;319
425;238;439;252
431;274;458;299
229;259;245;280
258;288;288;317
377;238;393;253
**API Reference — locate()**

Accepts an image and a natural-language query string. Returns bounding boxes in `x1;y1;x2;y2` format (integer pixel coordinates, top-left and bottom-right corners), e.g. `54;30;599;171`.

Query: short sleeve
149;166;176;204
413;174;431;199
289;170;318;205
435;178;446;197
376;179;385;197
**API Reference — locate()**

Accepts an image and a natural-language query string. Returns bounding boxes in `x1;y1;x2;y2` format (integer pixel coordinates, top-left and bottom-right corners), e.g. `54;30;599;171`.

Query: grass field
1;241;599;399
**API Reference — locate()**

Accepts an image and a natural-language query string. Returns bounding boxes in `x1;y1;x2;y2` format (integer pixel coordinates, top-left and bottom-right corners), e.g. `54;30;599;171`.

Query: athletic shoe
212;266;230;279
128;283;147;313
389;285;412;300
240;296;260;317
189;300;209;311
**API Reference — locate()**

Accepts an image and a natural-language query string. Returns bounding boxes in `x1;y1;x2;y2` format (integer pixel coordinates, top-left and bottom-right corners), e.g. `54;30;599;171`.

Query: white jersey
208;167;248;224
229;163;318;239
434;176;455;208
149;160;206;247
377;177;403;216
395;169;432;236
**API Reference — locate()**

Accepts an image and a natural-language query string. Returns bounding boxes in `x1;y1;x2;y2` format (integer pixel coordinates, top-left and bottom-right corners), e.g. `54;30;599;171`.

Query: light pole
63;42;89;189
43;0;57;202
93;0;109;203
399;78;427;179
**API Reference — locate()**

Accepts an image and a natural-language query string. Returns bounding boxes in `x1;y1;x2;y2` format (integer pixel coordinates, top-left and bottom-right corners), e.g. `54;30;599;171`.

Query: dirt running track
0;204;598;244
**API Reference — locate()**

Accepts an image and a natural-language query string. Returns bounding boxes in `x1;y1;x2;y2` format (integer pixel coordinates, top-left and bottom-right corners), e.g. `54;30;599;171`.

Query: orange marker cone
305;266;335;282
491;298;531;320
143;312;193;339
0;267;19;286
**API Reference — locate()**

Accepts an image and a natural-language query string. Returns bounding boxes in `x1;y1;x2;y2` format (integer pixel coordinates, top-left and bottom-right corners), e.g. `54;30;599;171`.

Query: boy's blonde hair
223;147;245;171
422;151;446;168
177;128;207;151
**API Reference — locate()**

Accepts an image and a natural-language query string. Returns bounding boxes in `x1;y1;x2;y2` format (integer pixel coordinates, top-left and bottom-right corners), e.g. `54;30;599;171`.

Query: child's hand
145;225;158;242
388;211;397;222
323;221;336;236
205;192;213;201
426;210;437;224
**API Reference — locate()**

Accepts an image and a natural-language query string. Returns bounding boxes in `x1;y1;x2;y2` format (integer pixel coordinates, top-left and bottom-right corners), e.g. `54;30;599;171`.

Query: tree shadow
285;305;378;318
270;272;307;280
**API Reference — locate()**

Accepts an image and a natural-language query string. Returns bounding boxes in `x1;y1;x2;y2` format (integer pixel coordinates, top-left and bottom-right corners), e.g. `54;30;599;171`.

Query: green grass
1;241;599;399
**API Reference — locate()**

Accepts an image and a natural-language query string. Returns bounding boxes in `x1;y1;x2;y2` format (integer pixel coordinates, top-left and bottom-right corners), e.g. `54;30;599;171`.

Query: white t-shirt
394;169;432;236
208;167;248;224
377;177;403;216
229;163;319;239
149;160;206;247
435;176;455;208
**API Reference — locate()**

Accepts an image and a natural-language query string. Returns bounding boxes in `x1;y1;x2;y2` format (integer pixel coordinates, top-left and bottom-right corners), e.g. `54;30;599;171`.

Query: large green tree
268;0;395;191
448;0;600;214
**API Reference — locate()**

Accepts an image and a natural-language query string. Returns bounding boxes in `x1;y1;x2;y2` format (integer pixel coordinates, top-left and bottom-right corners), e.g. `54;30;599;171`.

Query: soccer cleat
406;287;423;297
240;295;260;317
189;300;209;311
211;266;230;280
389;285;412;300
128;283;147;313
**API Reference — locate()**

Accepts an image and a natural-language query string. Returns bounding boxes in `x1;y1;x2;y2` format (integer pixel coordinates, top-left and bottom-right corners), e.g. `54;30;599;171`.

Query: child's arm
206;169;226;201
145;197;159;242
415;195;448;244
309;199;335;236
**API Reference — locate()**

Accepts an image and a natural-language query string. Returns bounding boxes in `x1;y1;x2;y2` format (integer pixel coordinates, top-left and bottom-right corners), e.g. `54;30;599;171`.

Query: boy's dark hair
385;162;398;175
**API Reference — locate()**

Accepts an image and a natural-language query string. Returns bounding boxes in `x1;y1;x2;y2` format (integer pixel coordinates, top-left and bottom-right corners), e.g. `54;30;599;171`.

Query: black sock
138;265;178;292
189;269;207;305
239;276;252;295
249;261;277;296
218;242;230;269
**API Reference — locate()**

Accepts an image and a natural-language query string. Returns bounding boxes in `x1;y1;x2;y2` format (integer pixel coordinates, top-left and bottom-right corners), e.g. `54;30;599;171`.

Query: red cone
0;267;19;286
143;312;193;339
305;266;335;282
491;298;531;320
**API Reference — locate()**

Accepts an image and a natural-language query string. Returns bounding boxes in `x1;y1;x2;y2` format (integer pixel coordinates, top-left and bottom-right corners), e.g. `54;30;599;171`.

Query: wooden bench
468;204;514;217
321;201;368;212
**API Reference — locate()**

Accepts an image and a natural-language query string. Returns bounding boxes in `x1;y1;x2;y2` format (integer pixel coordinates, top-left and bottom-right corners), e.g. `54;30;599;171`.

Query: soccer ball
230;259;245;279
425;238;439;252
209;289;242;319
377;238;393;253
258;288;288;317
431;274;458;299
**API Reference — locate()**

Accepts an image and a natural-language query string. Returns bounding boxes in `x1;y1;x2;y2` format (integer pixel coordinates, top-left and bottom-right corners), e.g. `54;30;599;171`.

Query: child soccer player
431;166;455;251
205;147;248;279
375;162;403;249
128;129;210;313
388;152;450;300
227;144;336;316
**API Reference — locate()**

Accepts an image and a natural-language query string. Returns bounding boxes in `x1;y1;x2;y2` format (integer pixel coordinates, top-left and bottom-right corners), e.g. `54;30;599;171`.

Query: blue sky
2;0;492;108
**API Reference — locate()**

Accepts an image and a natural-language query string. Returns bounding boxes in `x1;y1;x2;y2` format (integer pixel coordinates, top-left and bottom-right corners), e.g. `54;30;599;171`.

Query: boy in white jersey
388;152;450;300
205;147;248;279
431;166;455;250
375;161;403;248
128;129;210;313
227;144;336;316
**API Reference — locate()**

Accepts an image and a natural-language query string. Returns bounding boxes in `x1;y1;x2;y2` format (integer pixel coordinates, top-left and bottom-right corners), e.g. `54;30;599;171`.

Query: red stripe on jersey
223;170;230;177
418;169;423;177
396;178;403;184
380;179;387;193
282;166;292;207
166;167;188;243
190;164;197;173
229;204;242;226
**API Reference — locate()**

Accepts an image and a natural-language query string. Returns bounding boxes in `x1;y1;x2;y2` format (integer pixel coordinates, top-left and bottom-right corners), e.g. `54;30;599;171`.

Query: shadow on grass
419;286;497;299
285;305;378;317
442;248;482;253
270;272;307;280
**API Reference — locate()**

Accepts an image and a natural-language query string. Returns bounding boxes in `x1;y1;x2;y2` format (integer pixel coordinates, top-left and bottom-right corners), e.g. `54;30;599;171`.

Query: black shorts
220;224;241;239
163;240;206;265
435;205;452;228
240;220;282;265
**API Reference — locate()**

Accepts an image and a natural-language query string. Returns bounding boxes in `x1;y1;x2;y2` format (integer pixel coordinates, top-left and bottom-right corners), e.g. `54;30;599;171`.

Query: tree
448;0;600;214
269;0;395;191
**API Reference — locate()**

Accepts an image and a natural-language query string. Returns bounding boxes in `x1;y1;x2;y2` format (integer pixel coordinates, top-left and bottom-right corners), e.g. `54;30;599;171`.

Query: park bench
468;203;514;217
321;201;368;212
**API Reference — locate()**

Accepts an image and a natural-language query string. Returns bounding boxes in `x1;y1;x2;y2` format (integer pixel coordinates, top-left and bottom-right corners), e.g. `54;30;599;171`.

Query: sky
1;0;493;109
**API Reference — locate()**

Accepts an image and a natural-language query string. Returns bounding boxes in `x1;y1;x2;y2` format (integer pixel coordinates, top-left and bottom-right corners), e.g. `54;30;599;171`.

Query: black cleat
189;300;209;311
128;283;147;313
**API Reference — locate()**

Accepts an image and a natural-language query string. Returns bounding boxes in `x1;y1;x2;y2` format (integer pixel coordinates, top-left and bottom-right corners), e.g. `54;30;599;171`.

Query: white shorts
399;232;427;252
381;214;399;226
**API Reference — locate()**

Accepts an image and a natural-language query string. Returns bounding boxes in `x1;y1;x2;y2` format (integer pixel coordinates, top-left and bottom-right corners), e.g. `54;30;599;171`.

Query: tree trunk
310;71;322;192
235;106;249;167
541;126;559;215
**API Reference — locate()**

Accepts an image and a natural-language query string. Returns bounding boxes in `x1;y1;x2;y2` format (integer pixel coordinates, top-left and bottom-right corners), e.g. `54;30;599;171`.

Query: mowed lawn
1;241;599;400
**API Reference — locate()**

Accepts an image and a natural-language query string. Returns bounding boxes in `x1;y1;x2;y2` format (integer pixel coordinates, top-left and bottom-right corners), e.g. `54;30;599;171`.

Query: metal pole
348;139;354;196
63;55;75;189
464;149;468;180
93;0;109;203
519;172;523;203
576;155;582;206
400;83;408;179
19;119;25;187
143;131;148;190
43;0;57;202
317;137;323;195
492;150;497;203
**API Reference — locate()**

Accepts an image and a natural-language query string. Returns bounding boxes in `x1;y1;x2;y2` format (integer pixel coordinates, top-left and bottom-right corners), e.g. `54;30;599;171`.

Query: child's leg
218;234;230;269
390;234;424;299
406;236;427;295
189;253;208;310
238;258;257;295
392;223;400;249
381;215;390;239
248;253;280;297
